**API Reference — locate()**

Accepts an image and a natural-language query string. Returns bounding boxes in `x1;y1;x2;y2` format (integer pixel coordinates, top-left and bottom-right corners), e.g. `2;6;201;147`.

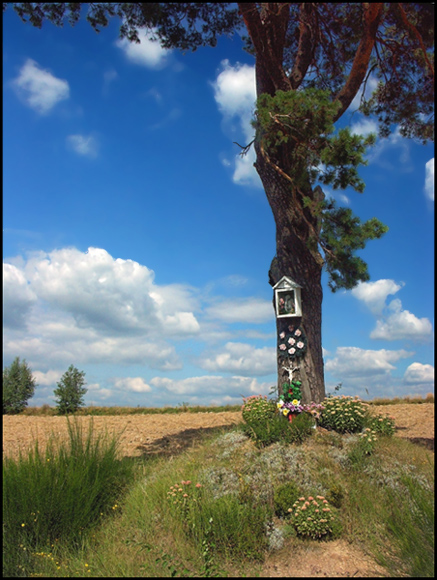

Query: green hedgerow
290;495;338;540
318;395;367;433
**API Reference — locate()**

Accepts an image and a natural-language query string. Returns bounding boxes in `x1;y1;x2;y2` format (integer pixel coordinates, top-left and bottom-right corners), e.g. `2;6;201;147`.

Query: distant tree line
3;357;87;414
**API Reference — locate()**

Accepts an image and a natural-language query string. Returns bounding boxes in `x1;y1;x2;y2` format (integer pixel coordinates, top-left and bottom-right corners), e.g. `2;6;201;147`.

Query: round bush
241;395;276;424
274;481;301;518
318;395;367;433
290;495;337;540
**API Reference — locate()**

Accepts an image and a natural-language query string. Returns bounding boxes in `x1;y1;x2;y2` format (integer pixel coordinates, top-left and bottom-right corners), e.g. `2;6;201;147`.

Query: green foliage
243;408;314;448
320;203;389;291
365;414;396;436
318;395;367;433
241;395;276;425
54;365;87;415
274;481;301;518
3;418;134;577
290;495;339;540
3;357;37;414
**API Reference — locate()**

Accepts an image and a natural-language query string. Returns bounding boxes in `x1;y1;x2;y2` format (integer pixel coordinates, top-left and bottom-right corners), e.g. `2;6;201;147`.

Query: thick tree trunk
254;142;326;404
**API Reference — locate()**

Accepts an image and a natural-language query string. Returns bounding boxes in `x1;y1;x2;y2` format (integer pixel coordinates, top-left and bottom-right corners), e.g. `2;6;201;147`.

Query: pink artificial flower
279;332;285;339
288;348;296;355
279;344;287;351
296;341;304;349
295;329;302;337
288;337;296;345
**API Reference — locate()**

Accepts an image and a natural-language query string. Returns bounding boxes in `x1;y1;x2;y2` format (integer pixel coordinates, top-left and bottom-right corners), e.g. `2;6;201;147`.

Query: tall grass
3;407;434;577
3;418;135;577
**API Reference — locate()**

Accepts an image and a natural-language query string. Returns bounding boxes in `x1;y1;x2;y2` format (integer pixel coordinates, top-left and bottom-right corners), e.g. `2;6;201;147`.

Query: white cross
282;362;299;383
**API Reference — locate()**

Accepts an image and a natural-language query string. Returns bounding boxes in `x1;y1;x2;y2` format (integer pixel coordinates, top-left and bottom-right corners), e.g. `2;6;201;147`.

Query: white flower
279;332;285;339
296;341;304;349
288;348;296;355
279;344;287;351
295;329;302;337
288;338;296;345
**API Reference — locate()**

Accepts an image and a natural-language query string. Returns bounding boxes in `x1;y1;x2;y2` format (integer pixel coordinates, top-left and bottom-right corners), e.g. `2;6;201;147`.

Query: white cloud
370;299;433;341
325;346;413;378
351;279;404;315
12;59;69;114
115;28;171;69
32;369;63;386
150;375;271;401
350;118;378;137
200;342;276;376
211;60;260;187
66;134;99;157
3;262;37;328
206;297;273;324
113;377;152;393
3;247;202;371
403;362;434;385
424;158;434;201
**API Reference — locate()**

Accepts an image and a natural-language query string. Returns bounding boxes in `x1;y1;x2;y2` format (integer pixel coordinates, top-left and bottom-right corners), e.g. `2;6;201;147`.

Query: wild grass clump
3;418;134;577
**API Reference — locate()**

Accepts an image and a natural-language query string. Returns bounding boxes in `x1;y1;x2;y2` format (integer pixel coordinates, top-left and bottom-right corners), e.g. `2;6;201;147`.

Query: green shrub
365;414;396;436
290;495;339;540
3;357;37;414
274;481;301;518
241;395;276;424
318;395;367;433
325;483;345;508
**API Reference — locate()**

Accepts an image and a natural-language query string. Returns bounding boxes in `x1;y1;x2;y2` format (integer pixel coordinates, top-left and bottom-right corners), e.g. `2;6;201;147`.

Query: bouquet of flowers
277;380;304;419
278;326;307;360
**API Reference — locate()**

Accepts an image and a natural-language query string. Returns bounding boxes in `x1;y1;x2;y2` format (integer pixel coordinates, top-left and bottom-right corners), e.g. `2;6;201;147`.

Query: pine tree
54;365;87;415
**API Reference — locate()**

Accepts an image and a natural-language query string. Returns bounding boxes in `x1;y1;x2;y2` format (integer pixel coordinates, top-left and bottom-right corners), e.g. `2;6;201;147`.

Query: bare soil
3;403;434;577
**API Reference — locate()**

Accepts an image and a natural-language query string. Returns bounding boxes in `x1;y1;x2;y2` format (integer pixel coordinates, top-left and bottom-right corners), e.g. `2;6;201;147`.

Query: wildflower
195;483;202;488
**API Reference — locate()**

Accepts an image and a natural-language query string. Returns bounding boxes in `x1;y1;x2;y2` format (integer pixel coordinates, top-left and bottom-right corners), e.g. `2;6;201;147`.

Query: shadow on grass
135;425;233;459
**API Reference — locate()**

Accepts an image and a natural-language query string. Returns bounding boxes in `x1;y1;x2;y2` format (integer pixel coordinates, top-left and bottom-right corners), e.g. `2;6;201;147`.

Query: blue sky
3;10;434;407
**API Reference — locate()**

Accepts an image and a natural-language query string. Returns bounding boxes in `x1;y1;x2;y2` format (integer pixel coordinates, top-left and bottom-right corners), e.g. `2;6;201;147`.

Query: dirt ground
2;403;434;460
3;403;434;578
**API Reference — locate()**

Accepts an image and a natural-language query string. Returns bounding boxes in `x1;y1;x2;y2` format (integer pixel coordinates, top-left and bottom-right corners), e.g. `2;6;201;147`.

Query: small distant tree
54;365;87;415
3;357;37;414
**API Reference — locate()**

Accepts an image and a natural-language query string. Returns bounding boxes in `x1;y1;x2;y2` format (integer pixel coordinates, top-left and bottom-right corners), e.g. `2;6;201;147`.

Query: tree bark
254;141;325;404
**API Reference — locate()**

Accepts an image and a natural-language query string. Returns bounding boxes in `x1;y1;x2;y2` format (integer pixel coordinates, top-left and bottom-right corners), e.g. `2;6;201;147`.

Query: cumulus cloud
12;59;69;114
113;377;152;393
403;362;434;385
325;346;413;378
211;60;260;187
351;279;404;315
66;134;99;158
424;158;434;202
150;375;271;402
32;369;62;386
206;297;273;324
200;342;276;376
3;262;37;328
115;28;171;69
370;299;433;341
3;247;202;371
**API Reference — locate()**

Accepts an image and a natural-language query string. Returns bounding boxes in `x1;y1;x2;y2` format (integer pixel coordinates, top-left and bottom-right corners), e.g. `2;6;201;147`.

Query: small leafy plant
366;414;396;436
318;395;367;433
290;495;337;540
241;395;276;424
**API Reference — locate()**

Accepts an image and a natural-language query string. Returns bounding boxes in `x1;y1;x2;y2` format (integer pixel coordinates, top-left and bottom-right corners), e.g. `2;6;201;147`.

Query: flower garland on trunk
278;325;307;360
